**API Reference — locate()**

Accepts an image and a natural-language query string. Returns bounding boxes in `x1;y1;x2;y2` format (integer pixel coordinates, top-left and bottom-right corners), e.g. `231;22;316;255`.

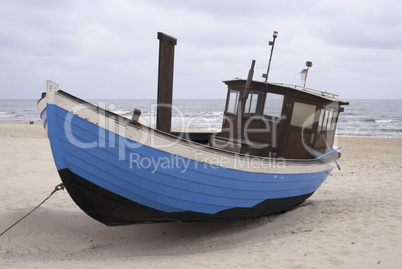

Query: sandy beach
0;122;401;268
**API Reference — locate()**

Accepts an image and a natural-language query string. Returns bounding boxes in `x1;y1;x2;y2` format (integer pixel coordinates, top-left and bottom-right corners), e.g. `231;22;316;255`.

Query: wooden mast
237;60;256;140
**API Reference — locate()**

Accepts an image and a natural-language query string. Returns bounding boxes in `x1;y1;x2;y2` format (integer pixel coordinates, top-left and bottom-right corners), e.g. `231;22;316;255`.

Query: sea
1;99;402;138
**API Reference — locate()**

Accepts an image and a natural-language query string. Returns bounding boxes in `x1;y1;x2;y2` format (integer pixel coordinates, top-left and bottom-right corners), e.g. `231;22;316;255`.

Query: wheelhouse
211;79;349;159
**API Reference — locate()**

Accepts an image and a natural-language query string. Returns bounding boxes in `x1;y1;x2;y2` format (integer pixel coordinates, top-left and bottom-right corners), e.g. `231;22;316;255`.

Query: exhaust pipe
156;32;177;133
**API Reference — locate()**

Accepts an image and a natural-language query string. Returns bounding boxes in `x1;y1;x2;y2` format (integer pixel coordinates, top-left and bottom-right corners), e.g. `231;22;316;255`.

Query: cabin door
283;99;319;159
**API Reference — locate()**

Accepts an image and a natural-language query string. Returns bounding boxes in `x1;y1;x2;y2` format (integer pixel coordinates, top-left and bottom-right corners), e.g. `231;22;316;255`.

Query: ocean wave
113;110;132;116
375;119;398;123
0;111;21;119
362;119;398;123
199;112;224;116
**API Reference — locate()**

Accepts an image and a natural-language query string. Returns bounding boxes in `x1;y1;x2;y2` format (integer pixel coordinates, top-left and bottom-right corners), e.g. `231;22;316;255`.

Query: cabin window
326;110;334;130
318;108;338;132
227;90;239;114
264;93;284;121
244;90;263;115
318;109;325;132
290;102;316;129
330;110;338;130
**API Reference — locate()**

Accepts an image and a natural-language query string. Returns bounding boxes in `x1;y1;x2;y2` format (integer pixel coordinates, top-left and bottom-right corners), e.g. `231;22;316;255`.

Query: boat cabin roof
223;78;349;105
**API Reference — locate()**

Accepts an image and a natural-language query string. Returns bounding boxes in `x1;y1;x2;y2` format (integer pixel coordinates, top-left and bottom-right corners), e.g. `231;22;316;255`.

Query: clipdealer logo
63;101;340;172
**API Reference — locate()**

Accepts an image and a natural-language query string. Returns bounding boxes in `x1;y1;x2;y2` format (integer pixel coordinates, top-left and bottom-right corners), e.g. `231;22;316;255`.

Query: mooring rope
0;183;65;237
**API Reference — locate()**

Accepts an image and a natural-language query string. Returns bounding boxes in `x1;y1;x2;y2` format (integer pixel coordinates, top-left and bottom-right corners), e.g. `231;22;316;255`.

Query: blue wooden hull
39;90;334;225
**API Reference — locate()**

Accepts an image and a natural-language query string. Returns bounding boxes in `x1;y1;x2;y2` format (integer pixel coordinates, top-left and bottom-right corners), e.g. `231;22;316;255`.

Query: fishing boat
37;32;348;226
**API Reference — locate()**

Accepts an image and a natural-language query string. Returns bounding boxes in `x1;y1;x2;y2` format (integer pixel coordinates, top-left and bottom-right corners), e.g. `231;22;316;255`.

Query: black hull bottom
59;169;314;226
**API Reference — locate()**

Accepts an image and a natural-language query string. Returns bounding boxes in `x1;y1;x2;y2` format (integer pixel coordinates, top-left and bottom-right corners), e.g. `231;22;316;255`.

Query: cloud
0;0;401;100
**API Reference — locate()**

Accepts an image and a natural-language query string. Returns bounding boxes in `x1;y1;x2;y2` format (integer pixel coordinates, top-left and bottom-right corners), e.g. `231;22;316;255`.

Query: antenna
262;31;278;82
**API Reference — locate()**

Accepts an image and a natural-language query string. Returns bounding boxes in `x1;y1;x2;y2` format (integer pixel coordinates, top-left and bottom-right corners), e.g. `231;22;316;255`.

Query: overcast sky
1;0;401;100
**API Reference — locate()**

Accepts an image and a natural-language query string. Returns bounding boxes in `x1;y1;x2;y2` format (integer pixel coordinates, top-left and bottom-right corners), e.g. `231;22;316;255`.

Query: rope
0;183;65;237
